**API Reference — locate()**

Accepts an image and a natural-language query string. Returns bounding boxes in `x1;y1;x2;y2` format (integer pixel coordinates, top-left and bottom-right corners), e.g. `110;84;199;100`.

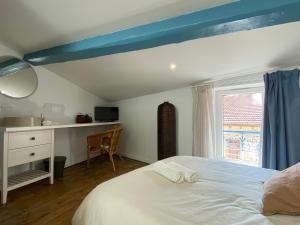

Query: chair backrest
110;127;123;153
87;134;102;150
87;131;113;150
87;127;122;153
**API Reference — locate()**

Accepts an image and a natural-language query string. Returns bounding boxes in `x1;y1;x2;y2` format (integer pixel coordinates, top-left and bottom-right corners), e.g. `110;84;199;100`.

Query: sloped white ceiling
0;0;233;53
44;22;300;100
0;1;300;101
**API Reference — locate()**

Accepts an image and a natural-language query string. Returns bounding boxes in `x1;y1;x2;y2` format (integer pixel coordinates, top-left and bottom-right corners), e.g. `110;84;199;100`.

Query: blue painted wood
24;0;300;65
0;58;30;77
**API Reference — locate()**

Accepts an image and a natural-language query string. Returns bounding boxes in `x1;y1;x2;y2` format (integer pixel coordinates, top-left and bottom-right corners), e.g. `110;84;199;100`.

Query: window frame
214;83;264;166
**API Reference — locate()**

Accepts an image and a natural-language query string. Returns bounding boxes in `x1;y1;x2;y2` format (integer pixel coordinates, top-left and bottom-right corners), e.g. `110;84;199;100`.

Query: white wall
0;43;109;169
114;87;193;163
0;43;194;167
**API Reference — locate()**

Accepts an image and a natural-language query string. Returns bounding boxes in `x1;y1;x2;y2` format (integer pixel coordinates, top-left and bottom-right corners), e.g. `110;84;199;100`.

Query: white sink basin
2;117;42;127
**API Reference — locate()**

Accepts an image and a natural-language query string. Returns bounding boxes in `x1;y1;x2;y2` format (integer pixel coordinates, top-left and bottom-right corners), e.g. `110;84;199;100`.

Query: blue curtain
263;69;300;170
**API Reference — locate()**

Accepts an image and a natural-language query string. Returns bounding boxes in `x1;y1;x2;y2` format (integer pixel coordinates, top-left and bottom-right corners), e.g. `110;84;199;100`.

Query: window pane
223;92;263;167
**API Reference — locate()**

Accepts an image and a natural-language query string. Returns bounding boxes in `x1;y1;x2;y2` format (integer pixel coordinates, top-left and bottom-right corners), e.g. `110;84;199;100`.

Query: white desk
0;121;120;132
0;121;120;204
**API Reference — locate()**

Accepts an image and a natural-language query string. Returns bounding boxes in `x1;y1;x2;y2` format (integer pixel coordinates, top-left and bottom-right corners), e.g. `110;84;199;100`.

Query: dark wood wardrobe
157;102;176;160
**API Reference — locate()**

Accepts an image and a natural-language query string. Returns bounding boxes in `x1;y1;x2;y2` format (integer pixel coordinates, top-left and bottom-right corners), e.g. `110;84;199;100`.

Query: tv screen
95;107;119;122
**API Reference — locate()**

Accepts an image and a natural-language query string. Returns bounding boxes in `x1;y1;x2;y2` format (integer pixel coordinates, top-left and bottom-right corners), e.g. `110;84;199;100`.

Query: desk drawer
8;130;52;149
8;144;51;167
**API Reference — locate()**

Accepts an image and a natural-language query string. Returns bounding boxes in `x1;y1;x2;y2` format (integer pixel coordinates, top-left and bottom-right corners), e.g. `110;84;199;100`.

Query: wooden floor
0;156;147;225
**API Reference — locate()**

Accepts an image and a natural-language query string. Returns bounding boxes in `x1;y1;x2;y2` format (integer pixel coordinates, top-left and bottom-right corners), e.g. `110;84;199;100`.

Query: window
215;86;264;167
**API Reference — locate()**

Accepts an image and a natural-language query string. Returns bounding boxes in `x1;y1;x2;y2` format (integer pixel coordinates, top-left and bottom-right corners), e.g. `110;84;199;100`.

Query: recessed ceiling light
170;64;176;70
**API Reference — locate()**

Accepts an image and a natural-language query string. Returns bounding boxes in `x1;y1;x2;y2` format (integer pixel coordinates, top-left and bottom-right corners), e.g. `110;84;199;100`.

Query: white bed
72;156;300;225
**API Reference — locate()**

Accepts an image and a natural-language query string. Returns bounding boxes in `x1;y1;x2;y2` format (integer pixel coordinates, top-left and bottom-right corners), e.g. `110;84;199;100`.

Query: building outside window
215;86;264;167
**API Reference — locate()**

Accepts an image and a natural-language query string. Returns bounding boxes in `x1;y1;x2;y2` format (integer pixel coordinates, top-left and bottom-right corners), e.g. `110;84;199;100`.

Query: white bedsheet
72;156;300;225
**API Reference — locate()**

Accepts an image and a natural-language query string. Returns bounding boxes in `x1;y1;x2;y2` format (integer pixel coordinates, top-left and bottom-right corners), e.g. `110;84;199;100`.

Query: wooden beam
24;0;300;65
0;59;30;77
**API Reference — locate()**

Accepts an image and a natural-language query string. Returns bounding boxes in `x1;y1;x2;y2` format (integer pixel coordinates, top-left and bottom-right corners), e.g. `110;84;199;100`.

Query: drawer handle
30;153;35;156
30;137;36;141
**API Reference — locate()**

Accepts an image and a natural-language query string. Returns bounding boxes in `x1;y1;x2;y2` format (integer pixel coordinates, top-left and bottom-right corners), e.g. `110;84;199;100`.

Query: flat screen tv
94;107;119;122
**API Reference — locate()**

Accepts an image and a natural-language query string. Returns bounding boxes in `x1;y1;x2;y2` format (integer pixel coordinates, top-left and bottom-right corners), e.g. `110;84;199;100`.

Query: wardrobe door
157;102;176;160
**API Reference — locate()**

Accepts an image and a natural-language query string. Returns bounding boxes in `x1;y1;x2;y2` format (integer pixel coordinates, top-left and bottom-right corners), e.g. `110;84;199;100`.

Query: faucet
41;114;45;126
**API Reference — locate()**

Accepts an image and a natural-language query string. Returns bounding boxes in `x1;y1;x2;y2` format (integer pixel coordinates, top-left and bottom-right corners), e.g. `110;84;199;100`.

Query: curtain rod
191;65;299;88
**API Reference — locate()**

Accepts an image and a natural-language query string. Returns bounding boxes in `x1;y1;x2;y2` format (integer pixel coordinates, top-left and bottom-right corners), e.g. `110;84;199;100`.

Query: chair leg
87;149;90;168
115;146;123;160
117;152;123;160
109;153;116;172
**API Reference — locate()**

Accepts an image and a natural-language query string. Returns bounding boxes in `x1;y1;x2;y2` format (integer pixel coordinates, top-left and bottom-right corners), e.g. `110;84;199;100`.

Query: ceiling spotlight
170;64;176;70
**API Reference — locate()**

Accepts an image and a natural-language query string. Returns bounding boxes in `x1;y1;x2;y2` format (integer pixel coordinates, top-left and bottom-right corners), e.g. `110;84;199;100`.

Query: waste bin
44;156;67;178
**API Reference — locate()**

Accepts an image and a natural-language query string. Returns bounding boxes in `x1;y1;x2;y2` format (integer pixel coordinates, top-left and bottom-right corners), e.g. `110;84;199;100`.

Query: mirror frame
0;56;38;99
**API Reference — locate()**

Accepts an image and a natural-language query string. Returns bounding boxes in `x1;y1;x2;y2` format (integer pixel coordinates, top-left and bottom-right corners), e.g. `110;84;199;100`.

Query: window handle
30;153;35;156
30;137;35;141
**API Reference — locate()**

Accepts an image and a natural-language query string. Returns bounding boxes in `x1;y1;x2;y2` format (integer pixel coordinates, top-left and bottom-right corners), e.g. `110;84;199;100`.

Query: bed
72;156;300;225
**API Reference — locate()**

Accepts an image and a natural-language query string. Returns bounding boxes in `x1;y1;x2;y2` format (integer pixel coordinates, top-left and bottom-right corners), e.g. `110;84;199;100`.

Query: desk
0;121;120;132
0;121;120;204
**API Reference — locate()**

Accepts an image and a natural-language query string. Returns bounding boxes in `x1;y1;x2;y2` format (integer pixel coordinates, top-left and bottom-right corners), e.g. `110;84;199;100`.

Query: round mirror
0;56;38;98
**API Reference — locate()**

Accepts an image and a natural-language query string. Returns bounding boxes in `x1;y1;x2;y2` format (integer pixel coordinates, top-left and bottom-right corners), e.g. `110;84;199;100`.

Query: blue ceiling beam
0;58;30;77
24;0;300;66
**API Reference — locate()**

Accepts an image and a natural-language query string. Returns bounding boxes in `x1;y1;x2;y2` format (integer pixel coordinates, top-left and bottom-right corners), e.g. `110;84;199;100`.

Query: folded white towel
153;161;184;183
167;162;199;183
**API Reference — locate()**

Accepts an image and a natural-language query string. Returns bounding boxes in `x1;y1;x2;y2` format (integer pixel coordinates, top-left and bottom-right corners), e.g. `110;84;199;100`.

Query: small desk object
0;122;119;204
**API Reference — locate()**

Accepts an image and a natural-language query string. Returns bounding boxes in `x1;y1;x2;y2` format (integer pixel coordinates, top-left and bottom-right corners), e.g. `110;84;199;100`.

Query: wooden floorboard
0;156;147;225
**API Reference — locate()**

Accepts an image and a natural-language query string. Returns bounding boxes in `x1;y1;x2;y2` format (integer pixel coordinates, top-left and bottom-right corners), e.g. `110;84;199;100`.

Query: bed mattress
72;156;300;225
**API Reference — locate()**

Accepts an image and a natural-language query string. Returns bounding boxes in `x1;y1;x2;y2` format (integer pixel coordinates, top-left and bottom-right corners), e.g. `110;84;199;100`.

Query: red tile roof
223;93;263;125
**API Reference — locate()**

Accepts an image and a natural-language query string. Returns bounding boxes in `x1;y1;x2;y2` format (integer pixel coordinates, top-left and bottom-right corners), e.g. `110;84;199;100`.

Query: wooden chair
87;127;123;171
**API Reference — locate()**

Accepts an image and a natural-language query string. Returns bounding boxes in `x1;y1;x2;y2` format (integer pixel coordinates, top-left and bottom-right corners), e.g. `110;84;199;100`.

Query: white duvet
72;156;300;225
